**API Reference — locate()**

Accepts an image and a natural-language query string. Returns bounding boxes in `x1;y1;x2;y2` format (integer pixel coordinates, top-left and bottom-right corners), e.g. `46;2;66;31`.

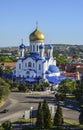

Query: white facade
13;27;60;80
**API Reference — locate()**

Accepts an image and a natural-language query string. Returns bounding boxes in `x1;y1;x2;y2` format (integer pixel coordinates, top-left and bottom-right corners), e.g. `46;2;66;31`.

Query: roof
48;45;53;49
25;78;37;82
46;75;67;84
48;65;60;73
19;43;26;49
29;28;44;43
39;44;44;49
0;62;16;67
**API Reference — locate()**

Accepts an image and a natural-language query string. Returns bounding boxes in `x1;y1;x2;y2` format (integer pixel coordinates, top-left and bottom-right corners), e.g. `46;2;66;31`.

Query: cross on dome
36;21;38;29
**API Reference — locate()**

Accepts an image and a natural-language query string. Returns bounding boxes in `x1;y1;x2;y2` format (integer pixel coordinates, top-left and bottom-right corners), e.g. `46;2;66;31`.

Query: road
0;91;80;123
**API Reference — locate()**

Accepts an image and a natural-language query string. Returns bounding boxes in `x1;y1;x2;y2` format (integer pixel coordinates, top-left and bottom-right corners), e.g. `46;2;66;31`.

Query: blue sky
0;0;83;47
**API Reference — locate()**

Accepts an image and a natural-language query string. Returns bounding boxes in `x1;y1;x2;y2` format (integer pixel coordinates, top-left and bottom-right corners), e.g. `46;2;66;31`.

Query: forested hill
51;44;83;57
0;44;83;62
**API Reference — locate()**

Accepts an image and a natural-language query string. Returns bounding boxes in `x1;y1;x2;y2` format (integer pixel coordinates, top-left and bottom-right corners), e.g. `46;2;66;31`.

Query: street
0;91;80;123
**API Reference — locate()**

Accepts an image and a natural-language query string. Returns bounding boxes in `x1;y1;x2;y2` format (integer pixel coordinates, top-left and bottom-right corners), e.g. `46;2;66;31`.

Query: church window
30;45;32;51
39;64;41;70
33;45;35;52
40;51;42;57
28;62;32;67
14;70;16;74
33;63;34;67
37;45;38;51
25;63;27;67
19;64;21;69
27;71;29;74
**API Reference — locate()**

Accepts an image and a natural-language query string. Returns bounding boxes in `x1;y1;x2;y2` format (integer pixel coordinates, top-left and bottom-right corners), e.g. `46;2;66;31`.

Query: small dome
29;28;44;43
19;44;25;49
39;44;44;49
48;45;53;49
45;71;51;74
48;65;60;73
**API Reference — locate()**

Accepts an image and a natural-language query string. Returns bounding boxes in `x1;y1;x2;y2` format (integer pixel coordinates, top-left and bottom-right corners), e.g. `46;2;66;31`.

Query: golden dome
29;28;44;43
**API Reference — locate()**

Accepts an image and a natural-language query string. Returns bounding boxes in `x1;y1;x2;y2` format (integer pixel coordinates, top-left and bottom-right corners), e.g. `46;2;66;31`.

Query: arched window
33;45;35;52
27;71;29;74
30;45;32;51
33;63;34;67
19;64;21;69
28;62;32;67
25;63;27;67
39;64;41;70
37;45;38;51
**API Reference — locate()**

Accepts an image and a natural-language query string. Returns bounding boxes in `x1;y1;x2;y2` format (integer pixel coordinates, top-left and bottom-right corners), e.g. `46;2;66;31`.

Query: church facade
13;26;60;81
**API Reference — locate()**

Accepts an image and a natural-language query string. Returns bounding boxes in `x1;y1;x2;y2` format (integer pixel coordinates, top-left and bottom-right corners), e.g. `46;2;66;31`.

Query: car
2;109;8;113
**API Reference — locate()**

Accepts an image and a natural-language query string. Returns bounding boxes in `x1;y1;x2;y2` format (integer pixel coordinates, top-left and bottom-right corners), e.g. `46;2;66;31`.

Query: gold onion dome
29;27;44;43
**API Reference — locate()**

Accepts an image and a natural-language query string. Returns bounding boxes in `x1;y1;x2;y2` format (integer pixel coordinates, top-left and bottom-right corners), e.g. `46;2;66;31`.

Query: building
13;25;60;83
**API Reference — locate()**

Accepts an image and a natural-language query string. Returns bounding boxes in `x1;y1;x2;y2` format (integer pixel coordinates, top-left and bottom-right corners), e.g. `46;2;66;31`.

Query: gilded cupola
29;26;44;43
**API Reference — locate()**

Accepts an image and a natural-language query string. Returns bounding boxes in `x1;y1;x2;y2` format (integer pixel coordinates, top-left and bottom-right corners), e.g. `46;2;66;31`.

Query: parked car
2;109;8;113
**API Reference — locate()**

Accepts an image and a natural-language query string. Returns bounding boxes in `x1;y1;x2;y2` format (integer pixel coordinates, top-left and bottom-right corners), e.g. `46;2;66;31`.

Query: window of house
39;64;41;70
28;62;31;67
19;64;21;69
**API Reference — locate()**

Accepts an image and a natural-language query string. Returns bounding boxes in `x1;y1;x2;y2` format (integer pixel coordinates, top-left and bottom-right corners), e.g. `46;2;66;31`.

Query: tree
2;120;12;130
18;84;27;92
0;65;3;77
54;102;63;126
36;102;44;128
55;56;69;67
58;78;77;98
0;78;10;100
39;81;49;91
34;83;39;91
42;99;52;128
74;79;83;102
79;106;83;124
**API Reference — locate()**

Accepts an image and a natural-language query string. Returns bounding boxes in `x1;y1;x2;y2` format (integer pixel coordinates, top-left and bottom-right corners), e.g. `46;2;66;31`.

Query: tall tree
2;120;12;130
42;99;52;128
0;78;10;100
54;102;63;126
79;106;83;124
74;79;83;102
58;78;77;98
36;102;44;128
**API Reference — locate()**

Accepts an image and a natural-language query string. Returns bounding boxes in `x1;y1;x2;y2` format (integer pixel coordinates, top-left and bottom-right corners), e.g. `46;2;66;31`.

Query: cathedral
13;25;61;83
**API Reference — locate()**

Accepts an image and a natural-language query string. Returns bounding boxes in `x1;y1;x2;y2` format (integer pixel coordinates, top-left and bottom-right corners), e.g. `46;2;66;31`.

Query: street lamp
30;106;33;127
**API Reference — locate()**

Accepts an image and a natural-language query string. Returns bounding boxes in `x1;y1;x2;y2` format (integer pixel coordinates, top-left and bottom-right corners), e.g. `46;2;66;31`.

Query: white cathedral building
13;26;60;83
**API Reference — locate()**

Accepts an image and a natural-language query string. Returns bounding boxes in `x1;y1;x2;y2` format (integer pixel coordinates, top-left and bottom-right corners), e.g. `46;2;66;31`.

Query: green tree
3;66;12;74
58;78;77;98
2;120;12;130
36;102;44;128
34;83;39;91
18;84;27;92
39;81;49;91
42;99;52;128
0;65;3;77
0;126;4;130
79;106;83;124
54;102;63;126
74;79;83;102
56;56;69;66
0;78;10;100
